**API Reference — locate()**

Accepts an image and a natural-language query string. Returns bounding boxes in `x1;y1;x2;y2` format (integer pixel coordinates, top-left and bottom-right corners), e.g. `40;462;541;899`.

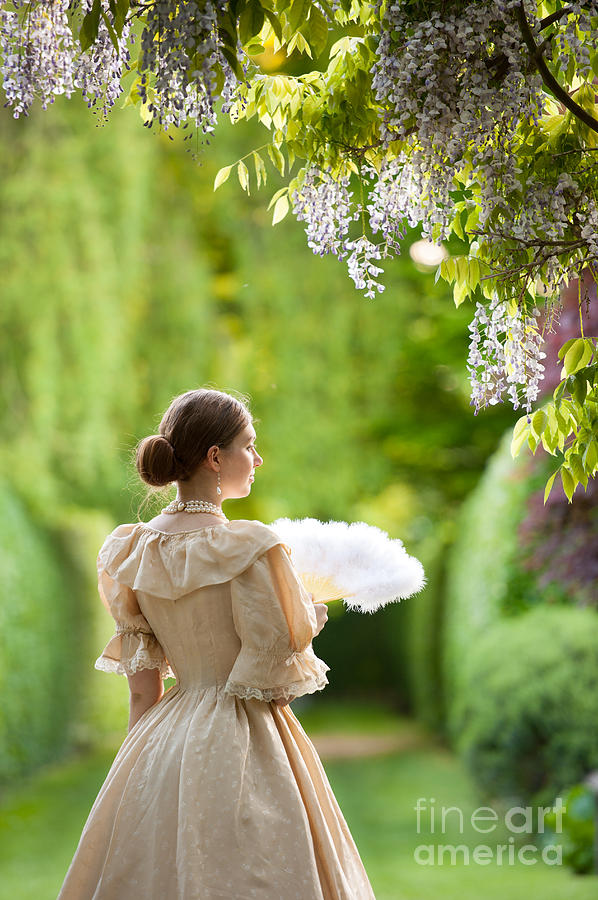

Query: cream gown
57;519;376;900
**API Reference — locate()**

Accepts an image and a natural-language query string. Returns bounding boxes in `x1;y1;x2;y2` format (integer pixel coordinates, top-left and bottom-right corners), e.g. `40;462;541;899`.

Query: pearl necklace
162;499;228;519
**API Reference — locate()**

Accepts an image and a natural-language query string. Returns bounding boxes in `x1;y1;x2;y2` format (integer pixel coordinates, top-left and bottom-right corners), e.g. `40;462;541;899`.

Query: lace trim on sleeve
94;655;175;679
223;655;330;703
94;628;175;680
223;670;329;703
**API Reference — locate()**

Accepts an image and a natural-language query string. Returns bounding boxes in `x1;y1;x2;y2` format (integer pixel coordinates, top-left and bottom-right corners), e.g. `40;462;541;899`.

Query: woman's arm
273;598;328;708
126;668;164;733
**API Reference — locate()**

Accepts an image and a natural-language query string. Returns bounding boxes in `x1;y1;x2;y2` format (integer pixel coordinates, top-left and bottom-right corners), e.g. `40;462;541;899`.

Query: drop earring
216;471;222;496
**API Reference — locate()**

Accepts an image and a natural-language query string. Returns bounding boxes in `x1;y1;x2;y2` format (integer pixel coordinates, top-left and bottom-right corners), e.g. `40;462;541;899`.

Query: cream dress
57;519;376;900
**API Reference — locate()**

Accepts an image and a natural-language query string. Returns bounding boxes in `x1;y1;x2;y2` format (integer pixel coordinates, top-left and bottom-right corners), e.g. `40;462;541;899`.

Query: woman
57;388;376;900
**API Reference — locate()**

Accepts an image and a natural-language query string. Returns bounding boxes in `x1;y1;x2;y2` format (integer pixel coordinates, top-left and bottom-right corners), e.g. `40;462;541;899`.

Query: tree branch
538;6;575;31
517;3;598;135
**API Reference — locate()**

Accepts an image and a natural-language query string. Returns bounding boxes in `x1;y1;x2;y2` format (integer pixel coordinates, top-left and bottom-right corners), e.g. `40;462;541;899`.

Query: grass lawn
0;700;595;900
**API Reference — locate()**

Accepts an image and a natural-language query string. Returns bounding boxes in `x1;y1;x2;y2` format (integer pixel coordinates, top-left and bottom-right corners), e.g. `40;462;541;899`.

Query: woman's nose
254;451;263;466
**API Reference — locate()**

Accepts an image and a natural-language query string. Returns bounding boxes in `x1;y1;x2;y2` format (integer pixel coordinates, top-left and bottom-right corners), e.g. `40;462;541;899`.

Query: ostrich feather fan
269;517;426;614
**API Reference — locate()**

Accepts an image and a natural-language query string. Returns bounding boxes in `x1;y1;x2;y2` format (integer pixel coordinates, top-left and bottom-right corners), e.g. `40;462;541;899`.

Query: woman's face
218;422;263;499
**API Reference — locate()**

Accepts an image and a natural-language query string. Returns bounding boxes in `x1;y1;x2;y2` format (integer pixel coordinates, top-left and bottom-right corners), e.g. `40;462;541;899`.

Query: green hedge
0;481;120;785
442;429;546;738
443;428;598;805
403;530;448;730
0;487;79;783
452;605;598;806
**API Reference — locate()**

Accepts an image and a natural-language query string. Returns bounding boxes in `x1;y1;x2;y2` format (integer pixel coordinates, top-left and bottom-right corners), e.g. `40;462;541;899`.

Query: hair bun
136;434;180;487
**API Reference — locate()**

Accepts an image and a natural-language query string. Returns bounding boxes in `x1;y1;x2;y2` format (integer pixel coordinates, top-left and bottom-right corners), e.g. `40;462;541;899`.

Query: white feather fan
269;517;426;614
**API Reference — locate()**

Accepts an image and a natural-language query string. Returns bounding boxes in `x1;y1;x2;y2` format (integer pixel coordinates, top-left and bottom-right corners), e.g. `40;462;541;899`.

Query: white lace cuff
94;628;175;680
223;645;330;703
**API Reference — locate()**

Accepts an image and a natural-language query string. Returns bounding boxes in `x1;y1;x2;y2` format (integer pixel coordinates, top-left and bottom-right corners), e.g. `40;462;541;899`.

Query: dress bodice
94;520;330;702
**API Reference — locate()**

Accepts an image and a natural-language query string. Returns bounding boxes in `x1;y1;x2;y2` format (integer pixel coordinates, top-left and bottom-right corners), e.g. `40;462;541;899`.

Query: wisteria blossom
74;0;132;119
371;0;546;242
137;0;235;134
290;166;357;258
0;0;237;133
0;0;76;117
345;237;385;299
467;297;546;413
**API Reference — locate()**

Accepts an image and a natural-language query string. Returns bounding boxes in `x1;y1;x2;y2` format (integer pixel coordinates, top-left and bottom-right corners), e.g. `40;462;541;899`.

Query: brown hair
135;389;252;487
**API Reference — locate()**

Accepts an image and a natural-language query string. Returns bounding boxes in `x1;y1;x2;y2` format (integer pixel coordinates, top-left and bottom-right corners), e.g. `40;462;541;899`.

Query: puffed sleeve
223;543;330;703
94;555;175;680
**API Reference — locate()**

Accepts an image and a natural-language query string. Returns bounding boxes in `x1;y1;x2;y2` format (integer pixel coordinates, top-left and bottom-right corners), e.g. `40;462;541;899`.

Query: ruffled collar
97;519;283;600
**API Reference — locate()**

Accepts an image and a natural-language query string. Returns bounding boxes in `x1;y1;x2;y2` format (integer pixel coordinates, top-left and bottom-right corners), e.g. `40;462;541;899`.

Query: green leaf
563;338;586;376
267;143;285;176
452;213;464;240
237;160;250;192
252;151;267;189
239;0;265;46
465;205;479;234
114;0;129;36
511;417;531;457
553;380;566;408
531;409;547;438
541;429;557;455
263;8;283;41
512;415;530;439
527;432;539;454
439;256;456;283
561;467;575;503
544;471;557;504
466;257;480;290
288;0;309;32
272;194;289;225
558;337;578;361
267;187;288;210
220;45;243;79
100;8;119;52
453;280;470;307
308;3;329;57
572;375;588;407
121;74;141;109
214;165;233;190
582;439;598;472
286;143;295;170
569;452;588;489
79;0;101;52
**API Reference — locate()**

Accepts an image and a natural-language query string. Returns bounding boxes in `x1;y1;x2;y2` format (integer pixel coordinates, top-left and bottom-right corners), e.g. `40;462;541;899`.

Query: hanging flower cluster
467;296;546;413
290;166;356;258
371;0;545;242
76;0;132;119
0;0;237;132
290;166;387;298
291;159;435;297
0;0;76;117
137;0;235;134
552;1;597;80
289;165;383;297
0;0;133;119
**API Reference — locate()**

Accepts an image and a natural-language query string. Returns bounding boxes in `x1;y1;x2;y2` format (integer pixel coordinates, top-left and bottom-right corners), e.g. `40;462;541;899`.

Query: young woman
57;388;376;899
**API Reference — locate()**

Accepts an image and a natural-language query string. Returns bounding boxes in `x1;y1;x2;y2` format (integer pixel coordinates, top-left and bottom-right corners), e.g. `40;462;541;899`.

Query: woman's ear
206;444;220;470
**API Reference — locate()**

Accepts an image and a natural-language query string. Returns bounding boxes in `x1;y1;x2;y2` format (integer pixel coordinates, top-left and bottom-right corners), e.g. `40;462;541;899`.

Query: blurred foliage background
0;73;597;883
